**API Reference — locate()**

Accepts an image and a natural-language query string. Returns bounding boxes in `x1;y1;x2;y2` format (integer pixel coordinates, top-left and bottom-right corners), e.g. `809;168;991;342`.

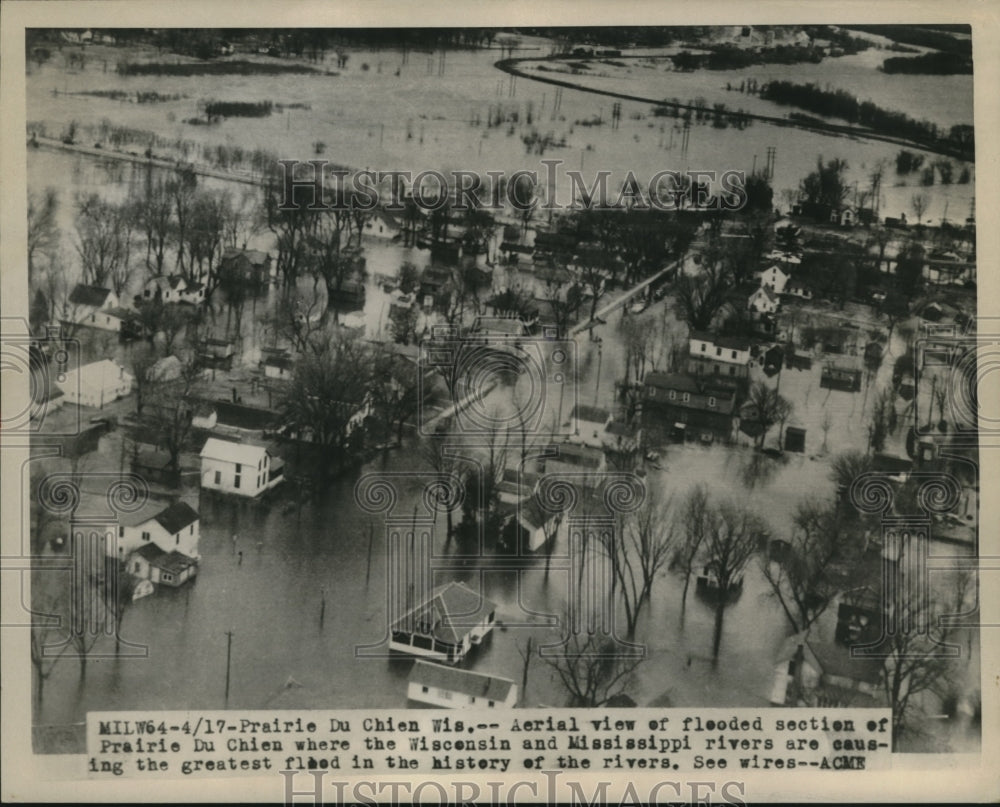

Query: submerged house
407;661;517;709
57;359;133;408
199;437;284;497
117;500;201;589
389;581;497;664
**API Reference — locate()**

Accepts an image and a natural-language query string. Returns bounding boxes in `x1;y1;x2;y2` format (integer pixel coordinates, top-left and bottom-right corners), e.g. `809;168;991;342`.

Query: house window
469;696;476;704
441;690;453;700
235;463;242;473
133;562;141;573
119;526;124;537
488;700;495;707
234;474;241;489
732;350;737;359
142;531;150;542
214;470;221;485
682;393;690;403
421;685;429;694
700;343;706;352
668;390;676;400
162;573;173;582
190;524;194;535
716;347;722;356
175;533;180;545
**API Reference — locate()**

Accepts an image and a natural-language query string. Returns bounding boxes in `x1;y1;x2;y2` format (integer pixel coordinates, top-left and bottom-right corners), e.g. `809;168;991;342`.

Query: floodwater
27;35;973;225
26;35;978;742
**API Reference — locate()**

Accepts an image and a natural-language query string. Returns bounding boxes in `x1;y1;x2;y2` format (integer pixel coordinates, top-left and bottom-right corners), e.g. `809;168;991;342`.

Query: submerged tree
542;627;645;707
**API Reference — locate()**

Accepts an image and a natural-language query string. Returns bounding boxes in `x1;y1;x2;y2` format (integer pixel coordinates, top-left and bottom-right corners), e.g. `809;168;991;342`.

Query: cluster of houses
60;249;275;341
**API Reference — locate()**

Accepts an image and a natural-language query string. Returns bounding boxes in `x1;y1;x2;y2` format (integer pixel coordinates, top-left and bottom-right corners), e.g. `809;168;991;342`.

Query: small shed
784;426;806;453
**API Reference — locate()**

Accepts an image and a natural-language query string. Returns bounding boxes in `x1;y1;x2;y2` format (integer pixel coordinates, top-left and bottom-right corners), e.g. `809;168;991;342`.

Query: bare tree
600;496;676;637
702;499;765;662
881;596;959;747
542;628;644;707
910;193;929;227
27;187;60;284
760;499;867;633
673;260;730;331
29;588;70;705
747;381;793;449
674;485;710;621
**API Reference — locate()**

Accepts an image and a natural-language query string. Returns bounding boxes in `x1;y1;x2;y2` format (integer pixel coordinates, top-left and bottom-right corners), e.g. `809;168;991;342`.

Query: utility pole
319;587;326;628
593;342;603;407
224;630;234;703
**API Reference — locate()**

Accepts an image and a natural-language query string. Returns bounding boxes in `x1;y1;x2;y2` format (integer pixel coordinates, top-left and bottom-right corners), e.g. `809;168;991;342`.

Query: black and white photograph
2;2;997;803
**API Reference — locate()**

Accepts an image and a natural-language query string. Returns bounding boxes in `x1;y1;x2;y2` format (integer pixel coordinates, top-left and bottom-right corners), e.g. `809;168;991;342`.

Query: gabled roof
150;550;198;575
807;639;882;685
409;660;515;702
750;286;777;303
131;543;166;562
221;247;270;266
689;330;751;352
154;501;199;534
200;437;269;465
391;581;497;645
69;284;113;308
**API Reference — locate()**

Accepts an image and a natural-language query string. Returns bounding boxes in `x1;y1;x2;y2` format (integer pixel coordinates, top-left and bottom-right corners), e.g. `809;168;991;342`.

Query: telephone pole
223;630;234;703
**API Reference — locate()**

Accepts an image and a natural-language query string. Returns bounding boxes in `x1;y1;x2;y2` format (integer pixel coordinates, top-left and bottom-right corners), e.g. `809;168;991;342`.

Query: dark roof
151;550;198;575
69;284;112;307
570;404;610;424
643;372;736;415
605;419;638;438
391;581;497;645
807;640;882;685
153;501;200;534
690;330;751;352
409;660;515;702
264;354;295;370
222;247;269;266
872;453;912;474
132;544;166;562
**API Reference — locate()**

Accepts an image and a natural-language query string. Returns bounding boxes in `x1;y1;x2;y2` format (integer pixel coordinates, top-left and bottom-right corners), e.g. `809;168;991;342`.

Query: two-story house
687;330;753;380
642;372;738;444
117;500;201;589
199;437;284;496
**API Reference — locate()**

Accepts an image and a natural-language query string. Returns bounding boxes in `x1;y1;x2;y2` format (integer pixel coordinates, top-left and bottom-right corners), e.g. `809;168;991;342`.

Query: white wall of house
58;361;133;408
118;517;200;559
758;265;789;295
407;680;517;709
201;451;270;496
689;336;751;365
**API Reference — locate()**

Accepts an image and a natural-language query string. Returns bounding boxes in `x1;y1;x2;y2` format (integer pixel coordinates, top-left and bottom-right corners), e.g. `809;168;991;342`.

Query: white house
407;661;517;709
57;359;133;408
748;286;779;315
364;208;403;240
65;284;132;333
390;581;497;664
127;544;199;588
784;274;817;300
116;500;200;559
142;275;207;305
569;404;611;448
262;353;294;379
515;494;566;552
687;330;752;379
199;437;284;496
757;264;789;295
770;632;882;706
